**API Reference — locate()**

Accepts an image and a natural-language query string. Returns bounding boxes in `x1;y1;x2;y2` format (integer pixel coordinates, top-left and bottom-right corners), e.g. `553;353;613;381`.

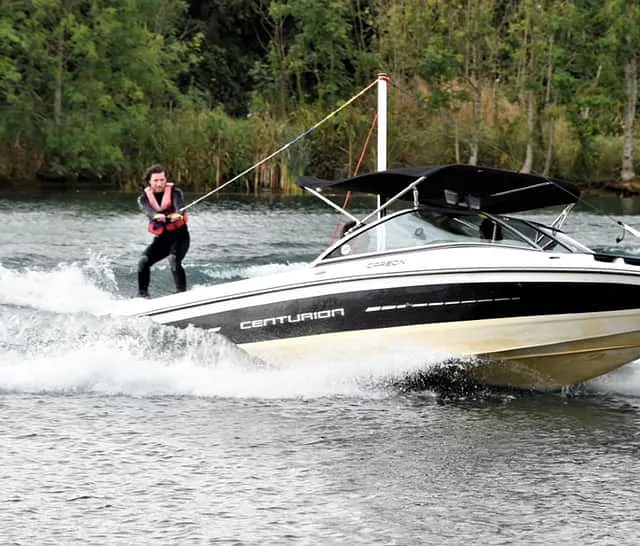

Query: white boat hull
239;309;640;390
113;244;640;391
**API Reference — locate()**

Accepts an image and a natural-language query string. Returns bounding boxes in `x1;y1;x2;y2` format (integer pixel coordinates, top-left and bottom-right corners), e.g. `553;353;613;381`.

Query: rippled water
1;191;640;545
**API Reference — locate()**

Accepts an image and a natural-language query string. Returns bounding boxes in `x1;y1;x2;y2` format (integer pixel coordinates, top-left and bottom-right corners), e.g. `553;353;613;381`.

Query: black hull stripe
166;281;640;345
147;266;640;318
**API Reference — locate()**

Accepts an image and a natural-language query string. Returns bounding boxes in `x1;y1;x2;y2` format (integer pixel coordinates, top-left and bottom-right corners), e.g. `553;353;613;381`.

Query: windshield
323;208;585;260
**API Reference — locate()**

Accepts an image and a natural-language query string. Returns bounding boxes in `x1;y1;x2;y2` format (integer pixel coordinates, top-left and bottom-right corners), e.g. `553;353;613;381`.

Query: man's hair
341;220;357;236
144;164;167;183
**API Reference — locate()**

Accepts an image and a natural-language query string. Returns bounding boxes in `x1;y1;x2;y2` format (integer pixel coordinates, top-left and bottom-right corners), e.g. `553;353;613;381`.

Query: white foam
584;360;640;397
0;254;118;313
200;261;308;282
0;309;451;398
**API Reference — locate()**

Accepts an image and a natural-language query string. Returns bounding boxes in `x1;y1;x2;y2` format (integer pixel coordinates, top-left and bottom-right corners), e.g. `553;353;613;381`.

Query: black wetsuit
137;187;190;297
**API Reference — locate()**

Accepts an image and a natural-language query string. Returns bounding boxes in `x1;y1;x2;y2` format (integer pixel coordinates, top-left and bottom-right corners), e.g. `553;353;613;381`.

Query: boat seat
479;219;503;242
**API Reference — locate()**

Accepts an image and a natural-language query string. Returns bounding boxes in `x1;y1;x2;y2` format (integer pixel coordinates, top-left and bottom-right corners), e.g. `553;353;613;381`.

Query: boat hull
237;310;640;390
122;263;640;391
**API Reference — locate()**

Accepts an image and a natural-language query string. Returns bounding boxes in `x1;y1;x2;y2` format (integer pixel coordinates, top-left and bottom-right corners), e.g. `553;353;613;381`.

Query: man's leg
169;229;191;293
137;237;170;297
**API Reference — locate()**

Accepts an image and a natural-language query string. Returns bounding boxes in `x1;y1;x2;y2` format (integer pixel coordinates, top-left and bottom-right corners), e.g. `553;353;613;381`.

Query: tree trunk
544;123;555;177
274;19;287;116
54;33;64;131
521;90;534;173
468;78;481;165
543;36;555;176
621;53;637;181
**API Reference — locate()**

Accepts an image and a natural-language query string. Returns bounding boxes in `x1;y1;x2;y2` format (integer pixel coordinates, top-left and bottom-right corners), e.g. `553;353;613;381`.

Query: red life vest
144;183;189;235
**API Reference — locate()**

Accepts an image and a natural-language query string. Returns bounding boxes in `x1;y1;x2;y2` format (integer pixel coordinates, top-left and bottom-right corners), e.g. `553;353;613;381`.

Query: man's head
341;220;357;237
145;164;168;192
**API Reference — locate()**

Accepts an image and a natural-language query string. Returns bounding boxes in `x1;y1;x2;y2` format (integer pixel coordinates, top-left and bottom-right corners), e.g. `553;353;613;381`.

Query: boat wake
0;261;455;397
0;255;119;313
198;260;309;283
581;362;640;397
0;309;458;398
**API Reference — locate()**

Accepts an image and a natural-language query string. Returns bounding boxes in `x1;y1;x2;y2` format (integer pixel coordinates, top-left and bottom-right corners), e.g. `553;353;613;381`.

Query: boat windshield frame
313;206;592;264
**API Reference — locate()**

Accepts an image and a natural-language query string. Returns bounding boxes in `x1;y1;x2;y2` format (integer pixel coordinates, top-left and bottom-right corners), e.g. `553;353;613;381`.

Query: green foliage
0;15;25;105
0;0;639;190
181;0;266;116
0;0;197;182
269;0;357;105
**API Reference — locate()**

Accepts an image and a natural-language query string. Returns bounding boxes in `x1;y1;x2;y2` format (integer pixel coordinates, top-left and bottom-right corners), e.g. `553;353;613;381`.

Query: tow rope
180;78;381;213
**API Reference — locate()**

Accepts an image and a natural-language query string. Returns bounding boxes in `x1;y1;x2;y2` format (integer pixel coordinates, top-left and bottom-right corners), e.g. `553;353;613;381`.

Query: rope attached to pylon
180;78;380;213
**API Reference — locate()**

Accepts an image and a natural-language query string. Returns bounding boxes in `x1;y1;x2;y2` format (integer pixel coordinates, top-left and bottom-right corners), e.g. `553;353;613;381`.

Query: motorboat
113;164;640;390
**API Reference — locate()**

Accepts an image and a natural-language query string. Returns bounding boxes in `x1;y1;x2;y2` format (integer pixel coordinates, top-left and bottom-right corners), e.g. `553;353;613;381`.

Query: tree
602;0;640;182
0;0;195;180
268;0;357;106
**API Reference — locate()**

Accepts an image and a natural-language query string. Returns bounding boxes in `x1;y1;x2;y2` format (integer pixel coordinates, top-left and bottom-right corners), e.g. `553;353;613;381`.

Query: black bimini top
298;164;581;214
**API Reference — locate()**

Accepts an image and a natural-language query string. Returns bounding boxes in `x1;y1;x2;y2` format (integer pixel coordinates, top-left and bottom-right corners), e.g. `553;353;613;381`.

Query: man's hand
167;213;183;222
152;213;166;222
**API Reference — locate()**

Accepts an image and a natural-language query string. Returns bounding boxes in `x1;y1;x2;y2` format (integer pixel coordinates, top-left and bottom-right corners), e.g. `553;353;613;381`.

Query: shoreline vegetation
1;173;636;199
2;1;640;198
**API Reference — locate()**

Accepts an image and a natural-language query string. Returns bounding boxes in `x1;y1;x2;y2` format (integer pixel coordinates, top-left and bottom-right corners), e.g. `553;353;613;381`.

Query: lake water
1;191;640;545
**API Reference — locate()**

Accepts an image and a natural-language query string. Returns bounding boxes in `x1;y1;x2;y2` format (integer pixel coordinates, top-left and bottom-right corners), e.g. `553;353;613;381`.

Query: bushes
0;96;634;192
